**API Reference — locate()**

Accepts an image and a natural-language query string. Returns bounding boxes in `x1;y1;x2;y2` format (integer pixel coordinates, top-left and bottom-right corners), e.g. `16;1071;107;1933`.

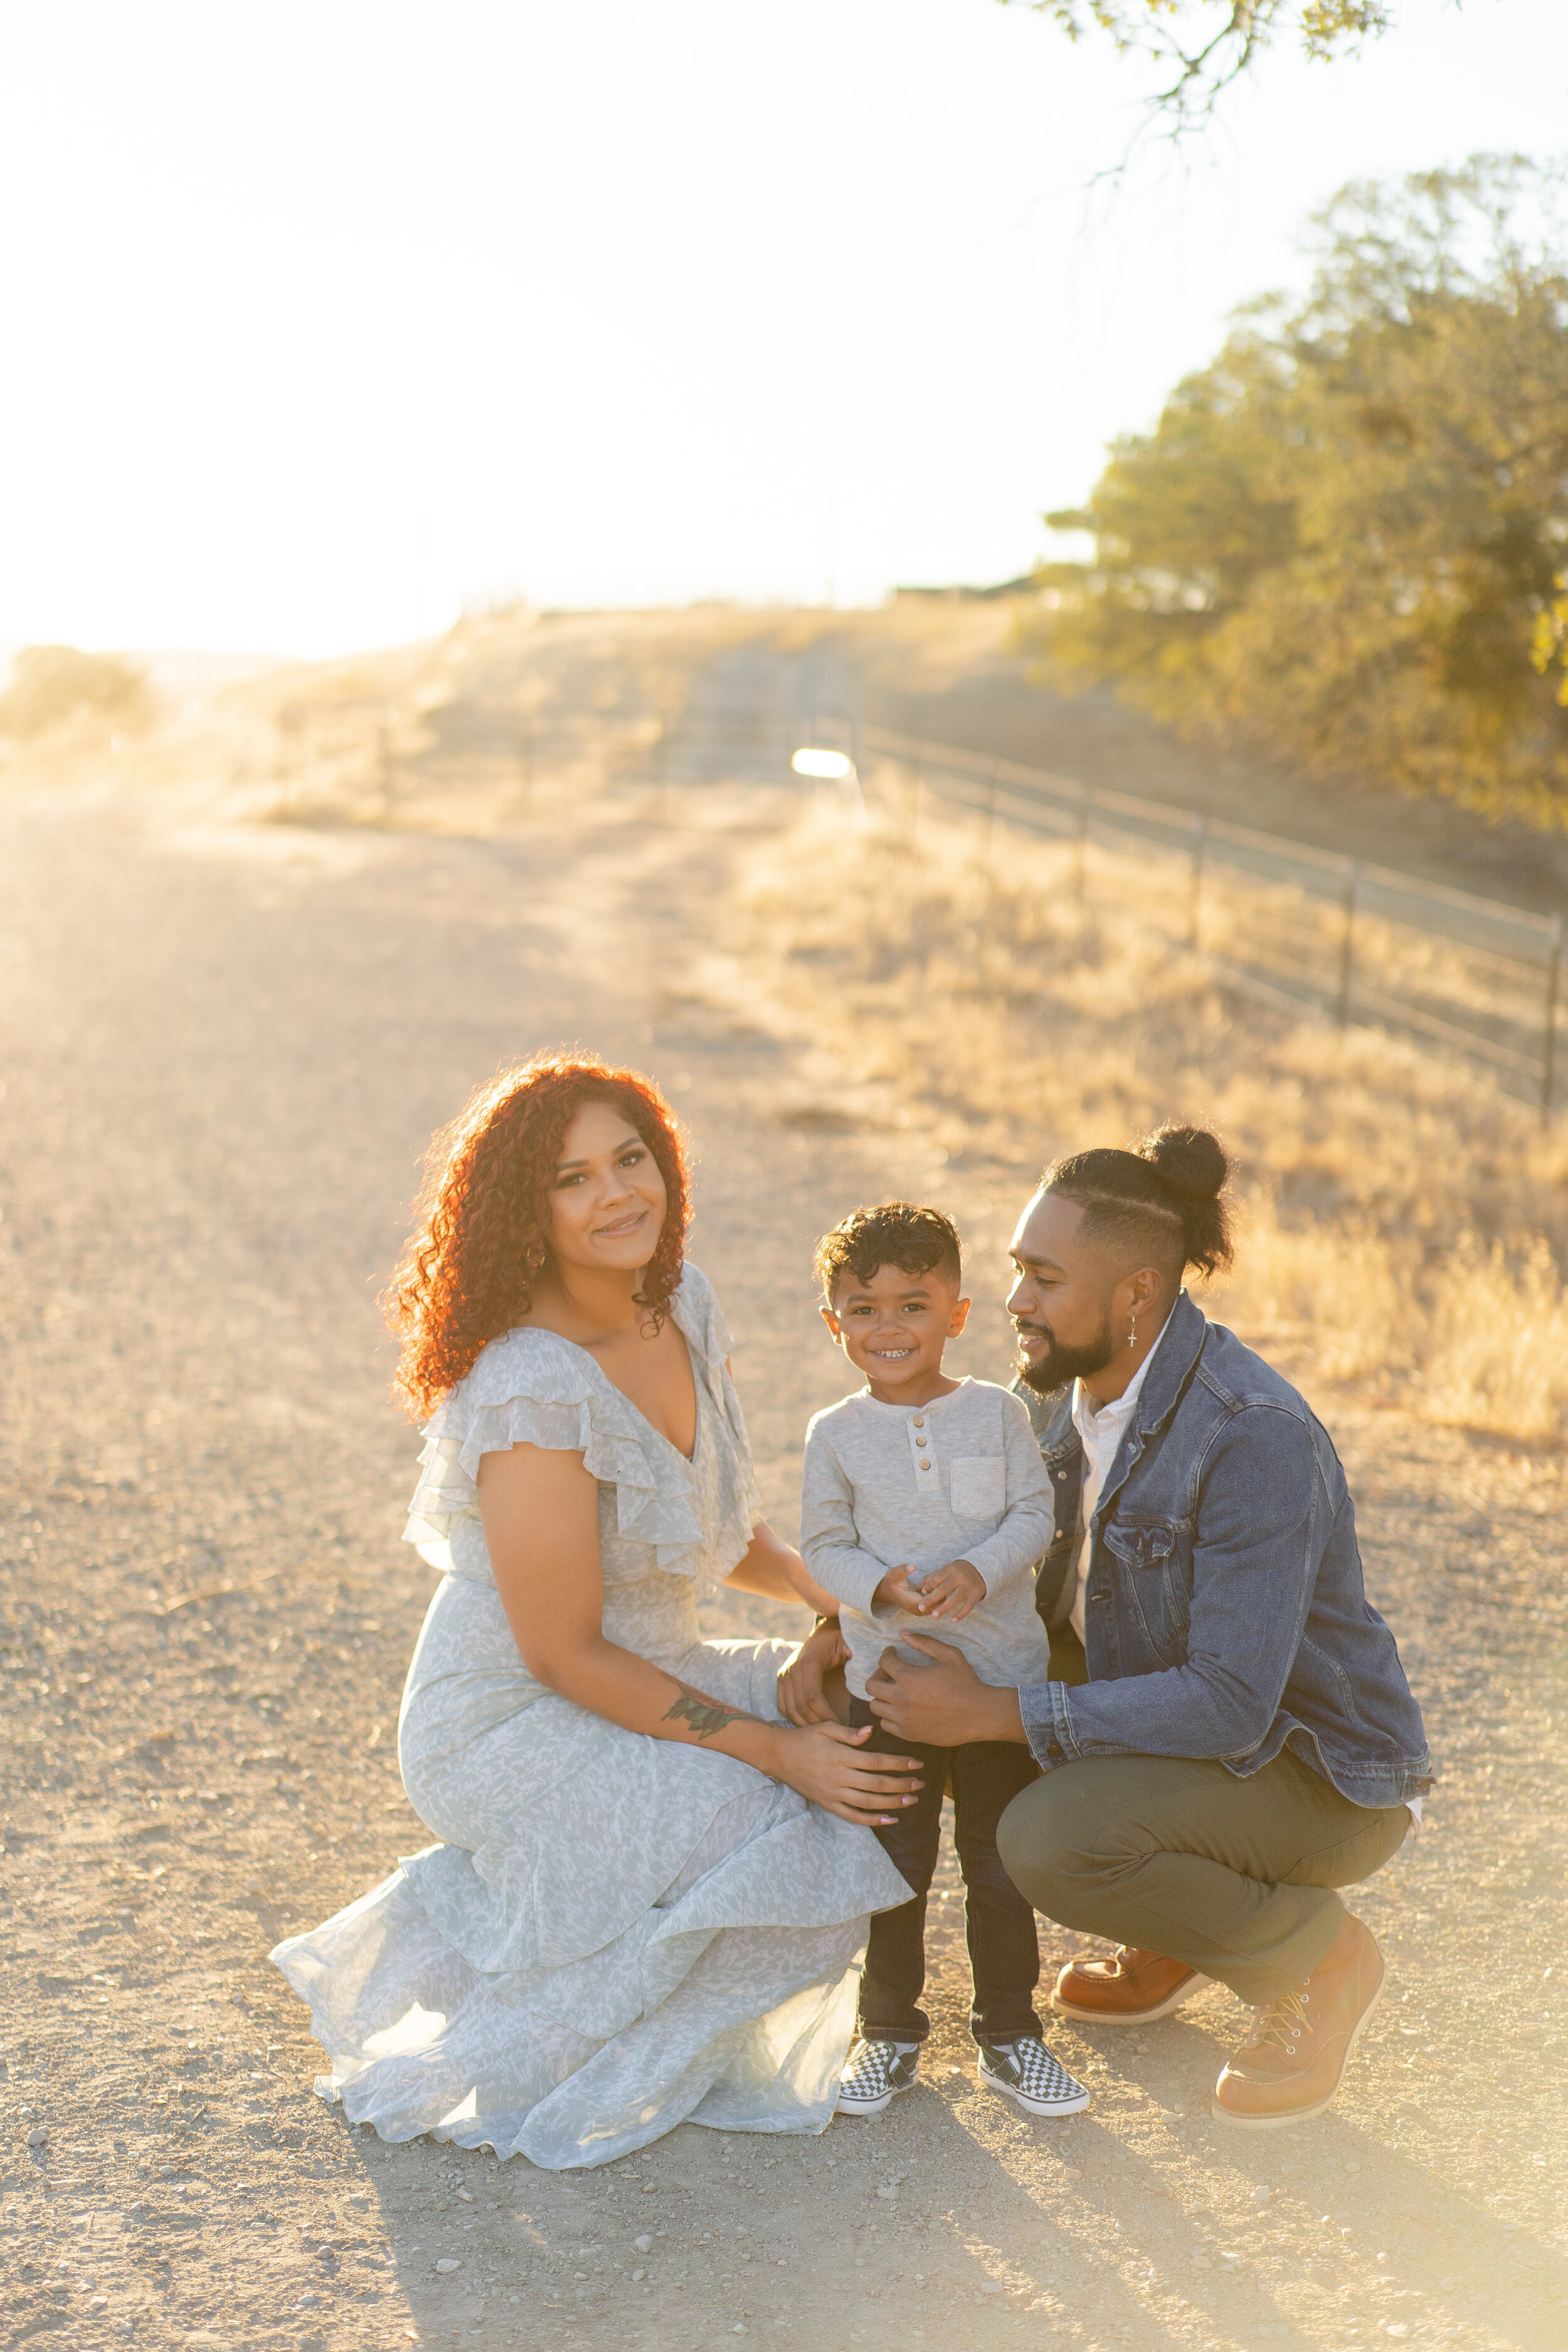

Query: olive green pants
1001;1630;1410;2005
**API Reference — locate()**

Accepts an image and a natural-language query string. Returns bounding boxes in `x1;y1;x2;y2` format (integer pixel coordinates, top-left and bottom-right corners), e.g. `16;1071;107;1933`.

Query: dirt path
1;784;1565;2352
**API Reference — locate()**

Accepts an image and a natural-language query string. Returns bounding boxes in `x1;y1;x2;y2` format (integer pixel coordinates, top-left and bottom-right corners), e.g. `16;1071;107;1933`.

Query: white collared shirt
1068;1316;1173;1645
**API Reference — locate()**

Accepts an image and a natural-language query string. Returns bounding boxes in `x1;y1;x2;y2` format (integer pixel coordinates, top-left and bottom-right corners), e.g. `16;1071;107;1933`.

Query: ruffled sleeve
401;1278;761;1596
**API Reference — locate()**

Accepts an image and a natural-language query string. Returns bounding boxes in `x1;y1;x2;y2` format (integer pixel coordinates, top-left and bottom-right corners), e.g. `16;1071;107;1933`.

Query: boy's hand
872;1559;986;1622
909;1557;986;1622
872;1564;928;1615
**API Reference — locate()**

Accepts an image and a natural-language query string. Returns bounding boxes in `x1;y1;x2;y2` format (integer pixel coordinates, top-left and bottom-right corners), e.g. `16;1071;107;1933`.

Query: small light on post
791;747;854;780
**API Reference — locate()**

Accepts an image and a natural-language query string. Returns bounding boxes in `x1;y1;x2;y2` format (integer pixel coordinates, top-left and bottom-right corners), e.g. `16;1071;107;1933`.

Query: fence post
1335;863;1360;1030
1541;913;1564;1124
1189;813;1207;951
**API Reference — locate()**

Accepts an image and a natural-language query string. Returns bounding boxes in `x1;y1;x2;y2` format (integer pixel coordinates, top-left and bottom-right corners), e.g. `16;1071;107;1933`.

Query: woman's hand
765;1720;923;1826
776;1617;850;1725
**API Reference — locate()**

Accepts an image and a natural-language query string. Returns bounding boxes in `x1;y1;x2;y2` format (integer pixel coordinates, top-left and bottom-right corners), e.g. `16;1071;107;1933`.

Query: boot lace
1243;1986;1311;2055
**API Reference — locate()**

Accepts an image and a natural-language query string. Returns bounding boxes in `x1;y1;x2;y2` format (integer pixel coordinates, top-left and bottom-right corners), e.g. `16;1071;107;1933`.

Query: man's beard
1015;1311;1115;1394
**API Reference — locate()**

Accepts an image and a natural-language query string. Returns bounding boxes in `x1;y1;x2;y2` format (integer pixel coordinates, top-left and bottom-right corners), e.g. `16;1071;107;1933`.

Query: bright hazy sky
1;1;1564;659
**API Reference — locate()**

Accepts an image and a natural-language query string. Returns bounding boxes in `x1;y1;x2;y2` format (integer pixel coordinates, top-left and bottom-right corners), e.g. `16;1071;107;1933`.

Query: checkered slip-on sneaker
976;2035;1091;2117
835;2038;921;2116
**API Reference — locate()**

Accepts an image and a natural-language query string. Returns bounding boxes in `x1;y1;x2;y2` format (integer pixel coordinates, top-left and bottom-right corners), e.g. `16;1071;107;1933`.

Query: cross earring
1128;1312;1138;1348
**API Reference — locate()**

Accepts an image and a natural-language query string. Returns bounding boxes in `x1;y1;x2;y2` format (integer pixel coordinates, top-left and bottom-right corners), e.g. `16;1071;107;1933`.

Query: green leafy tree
1535;574;1568;709
1024;159;1568;827
1009;2;1391;114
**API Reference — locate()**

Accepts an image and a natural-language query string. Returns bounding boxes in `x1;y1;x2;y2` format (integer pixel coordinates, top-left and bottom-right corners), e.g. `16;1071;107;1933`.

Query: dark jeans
849;1696;1042;2047
1048;1623;1090;1684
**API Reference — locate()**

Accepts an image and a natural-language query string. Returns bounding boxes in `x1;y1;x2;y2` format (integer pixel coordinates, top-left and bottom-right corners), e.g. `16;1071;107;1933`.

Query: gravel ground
1;781;1565;2352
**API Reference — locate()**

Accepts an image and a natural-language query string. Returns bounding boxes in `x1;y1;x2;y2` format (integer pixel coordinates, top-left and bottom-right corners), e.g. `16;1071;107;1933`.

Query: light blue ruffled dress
270;1264;908;2169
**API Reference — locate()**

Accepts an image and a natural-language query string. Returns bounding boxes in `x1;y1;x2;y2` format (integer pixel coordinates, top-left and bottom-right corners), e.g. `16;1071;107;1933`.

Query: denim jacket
1014;1291;1431;1811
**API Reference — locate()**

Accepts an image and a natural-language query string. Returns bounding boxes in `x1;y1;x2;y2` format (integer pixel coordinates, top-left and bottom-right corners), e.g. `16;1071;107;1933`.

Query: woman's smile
595;1207;650;1239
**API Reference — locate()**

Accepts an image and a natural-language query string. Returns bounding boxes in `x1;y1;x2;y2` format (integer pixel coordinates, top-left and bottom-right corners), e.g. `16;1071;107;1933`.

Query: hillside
9;600;1568;912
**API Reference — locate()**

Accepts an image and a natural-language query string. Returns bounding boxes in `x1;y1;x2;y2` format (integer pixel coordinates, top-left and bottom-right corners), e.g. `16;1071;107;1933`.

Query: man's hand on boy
867;1636;1027;1747
872;1559;986;1622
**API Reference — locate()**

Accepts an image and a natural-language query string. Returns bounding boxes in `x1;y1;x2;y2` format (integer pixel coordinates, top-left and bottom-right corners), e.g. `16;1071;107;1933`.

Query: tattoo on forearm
662;1680;765;1742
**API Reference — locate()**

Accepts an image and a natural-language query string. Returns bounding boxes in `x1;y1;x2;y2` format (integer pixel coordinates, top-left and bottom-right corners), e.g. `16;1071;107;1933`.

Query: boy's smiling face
821;1261;971;1405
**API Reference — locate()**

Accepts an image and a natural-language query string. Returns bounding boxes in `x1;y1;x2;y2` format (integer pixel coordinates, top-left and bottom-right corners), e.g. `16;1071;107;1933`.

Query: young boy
802;1201;1090;2121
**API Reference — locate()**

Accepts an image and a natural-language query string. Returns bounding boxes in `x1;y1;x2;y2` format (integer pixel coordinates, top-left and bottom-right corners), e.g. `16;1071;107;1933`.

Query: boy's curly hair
386;1052;690;1417
813;1201;963;1301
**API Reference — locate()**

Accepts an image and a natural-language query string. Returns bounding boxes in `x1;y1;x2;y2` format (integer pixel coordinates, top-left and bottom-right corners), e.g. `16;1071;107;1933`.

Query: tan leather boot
1052;1946;1206;2025
1212;1913;1385;2127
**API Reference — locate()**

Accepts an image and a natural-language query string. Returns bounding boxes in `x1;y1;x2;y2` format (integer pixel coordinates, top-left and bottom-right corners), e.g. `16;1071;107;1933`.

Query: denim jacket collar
1091;1288;1207;1525
1130;1288;1207;1432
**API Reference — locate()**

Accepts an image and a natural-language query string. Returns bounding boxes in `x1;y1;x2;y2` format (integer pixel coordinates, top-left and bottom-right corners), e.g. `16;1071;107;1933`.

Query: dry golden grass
0;605;801;824
728;793;1568;1438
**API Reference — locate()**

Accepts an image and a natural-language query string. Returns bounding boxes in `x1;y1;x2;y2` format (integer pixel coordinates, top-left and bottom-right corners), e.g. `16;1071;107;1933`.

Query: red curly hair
386;1052;691;1417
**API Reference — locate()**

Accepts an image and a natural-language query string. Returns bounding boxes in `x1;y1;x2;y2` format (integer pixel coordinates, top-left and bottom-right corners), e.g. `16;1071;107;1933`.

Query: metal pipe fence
850;724;1565;1123
268;687;1565;1121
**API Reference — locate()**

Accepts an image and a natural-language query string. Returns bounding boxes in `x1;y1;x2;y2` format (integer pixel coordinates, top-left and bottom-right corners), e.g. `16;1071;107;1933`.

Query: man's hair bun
1043;1123;1234;1280
1136;1124;1229;1205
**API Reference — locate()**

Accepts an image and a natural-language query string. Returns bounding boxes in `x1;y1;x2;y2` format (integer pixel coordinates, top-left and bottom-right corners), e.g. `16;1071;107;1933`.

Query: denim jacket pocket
1103;1518;1191;1661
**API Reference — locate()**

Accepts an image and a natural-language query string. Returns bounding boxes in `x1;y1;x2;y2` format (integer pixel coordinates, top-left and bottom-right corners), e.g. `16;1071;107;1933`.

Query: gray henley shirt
800;1375;1055;1701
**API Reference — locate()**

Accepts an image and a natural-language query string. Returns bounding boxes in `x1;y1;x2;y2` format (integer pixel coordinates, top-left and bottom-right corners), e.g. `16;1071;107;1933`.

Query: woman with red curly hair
273;1052;915;2169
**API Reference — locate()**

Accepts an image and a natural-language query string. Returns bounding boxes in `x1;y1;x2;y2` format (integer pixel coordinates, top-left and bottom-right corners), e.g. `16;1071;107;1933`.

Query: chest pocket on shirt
949;1455;1007;1520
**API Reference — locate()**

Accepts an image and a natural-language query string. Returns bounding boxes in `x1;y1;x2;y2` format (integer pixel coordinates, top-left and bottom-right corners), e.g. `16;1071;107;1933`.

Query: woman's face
544;1097;668;1277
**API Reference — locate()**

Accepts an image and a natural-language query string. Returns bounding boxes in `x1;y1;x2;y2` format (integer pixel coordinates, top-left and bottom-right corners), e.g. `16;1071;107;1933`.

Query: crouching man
863;1126;1432;2129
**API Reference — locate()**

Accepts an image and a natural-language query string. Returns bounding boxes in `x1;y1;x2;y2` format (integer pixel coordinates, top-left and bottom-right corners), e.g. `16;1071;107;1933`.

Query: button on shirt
1069;1317;1173;1645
